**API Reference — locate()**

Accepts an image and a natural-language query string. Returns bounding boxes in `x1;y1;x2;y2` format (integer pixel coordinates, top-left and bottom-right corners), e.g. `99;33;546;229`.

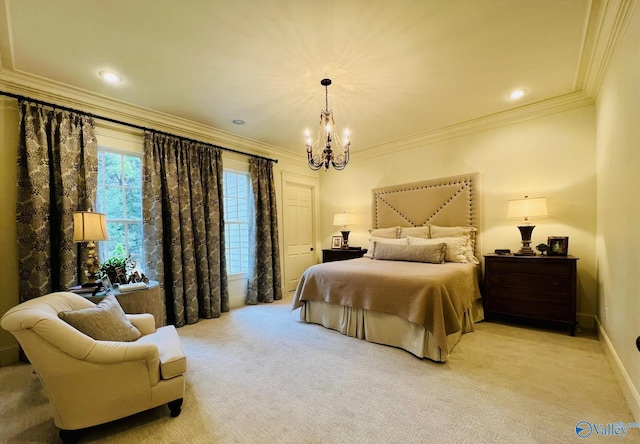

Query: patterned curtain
16;101;98;301
142;132;228;327
246;158;282;304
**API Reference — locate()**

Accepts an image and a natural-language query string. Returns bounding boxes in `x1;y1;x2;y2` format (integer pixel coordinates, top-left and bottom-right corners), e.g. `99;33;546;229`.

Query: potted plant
100;256;130;284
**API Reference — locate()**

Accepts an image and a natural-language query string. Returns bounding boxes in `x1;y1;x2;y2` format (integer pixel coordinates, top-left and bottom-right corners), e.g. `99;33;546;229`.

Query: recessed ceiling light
232;119;246;125
509;89;527;100
99;70;123;83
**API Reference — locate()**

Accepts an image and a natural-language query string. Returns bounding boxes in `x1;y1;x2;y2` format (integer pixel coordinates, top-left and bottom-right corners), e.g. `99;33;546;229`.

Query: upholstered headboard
371;172;481;253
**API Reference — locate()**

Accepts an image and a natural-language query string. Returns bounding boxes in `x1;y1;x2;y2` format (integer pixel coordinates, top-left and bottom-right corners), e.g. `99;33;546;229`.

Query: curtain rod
0;90;278;164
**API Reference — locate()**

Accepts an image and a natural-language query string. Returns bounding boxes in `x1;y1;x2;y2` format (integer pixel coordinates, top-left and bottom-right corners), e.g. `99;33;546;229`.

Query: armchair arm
84;340;161;385
84;340;158;364
126;313;156;336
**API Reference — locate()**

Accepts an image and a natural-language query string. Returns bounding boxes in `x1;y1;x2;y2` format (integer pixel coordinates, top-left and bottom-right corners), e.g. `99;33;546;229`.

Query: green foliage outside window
97;149;143;264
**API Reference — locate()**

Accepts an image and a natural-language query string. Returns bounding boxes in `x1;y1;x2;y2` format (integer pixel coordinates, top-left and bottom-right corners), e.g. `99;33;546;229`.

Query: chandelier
305;78;350;171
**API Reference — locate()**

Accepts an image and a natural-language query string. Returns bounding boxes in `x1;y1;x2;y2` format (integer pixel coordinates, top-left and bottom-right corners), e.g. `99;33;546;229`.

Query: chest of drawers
483;254;578;335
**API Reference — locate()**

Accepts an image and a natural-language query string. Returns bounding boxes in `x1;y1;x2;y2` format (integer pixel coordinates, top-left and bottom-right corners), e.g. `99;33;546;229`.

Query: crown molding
354;91;594;162
0;69;304;164
354;0;638;163
580;0;637;98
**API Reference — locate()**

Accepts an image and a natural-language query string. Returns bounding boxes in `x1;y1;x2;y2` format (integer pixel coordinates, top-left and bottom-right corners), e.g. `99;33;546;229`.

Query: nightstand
483;254;579;335
322;248;366;263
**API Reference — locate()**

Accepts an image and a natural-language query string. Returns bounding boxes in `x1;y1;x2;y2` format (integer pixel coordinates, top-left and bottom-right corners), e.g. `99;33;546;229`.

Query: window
96;148;143;264
224;170;251;274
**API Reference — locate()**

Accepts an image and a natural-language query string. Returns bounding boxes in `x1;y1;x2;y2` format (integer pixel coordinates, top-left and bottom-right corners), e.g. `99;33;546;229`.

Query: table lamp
73;210;109;286
507;196;548;256
333;212;356;249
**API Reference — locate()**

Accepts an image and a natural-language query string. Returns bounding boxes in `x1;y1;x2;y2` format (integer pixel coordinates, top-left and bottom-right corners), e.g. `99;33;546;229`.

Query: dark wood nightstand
483;254;579;335
322;248;366;263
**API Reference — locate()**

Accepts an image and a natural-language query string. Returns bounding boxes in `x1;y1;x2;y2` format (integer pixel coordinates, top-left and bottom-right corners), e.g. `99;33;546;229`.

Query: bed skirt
299;299;484;362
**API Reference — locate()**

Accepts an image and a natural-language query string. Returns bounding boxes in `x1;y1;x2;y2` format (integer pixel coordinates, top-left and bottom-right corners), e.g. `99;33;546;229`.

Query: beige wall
596;4;640;420
0;98;19;365
319;105;598;326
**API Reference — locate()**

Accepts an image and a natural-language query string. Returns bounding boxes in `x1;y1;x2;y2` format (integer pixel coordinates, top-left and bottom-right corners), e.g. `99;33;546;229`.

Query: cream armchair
1;291;186;443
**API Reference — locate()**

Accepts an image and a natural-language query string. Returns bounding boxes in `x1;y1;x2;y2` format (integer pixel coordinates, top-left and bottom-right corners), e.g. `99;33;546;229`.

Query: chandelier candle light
73;210;109;286
305;78;351;171
507;196;548;256
333;212;356;249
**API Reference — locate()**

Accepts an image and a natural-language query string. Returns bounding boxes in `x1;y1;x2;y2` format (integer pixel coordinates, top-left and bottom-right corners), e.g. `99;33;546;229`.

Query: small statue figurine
536;243;549;255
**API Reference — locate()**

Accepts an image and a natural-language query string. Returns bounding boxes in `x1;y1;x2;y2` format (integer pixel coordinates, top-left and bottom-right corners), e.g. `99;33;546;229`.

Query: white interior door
283;181;315;292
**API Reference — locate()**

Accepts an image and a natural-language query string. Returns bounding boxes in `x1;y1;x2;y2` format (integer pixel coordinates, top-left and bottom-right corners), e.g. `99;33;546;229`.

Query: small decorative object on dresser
547;236;569;256
536;243;549;255
102;274;114;294
331;236;343;249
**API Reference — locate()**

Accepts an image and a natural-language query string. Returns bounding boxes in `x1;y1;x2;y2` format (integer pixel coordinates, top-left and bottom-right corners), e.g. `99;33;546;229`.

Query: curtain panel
16;101;98;301
142;132;229;326
247;158;282;304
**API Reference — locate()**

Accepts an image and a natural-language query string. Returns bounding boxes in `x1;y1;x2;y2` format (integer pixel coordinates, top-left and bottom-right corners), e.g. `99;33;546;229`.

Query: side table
84;280;166;328
322;247;366;263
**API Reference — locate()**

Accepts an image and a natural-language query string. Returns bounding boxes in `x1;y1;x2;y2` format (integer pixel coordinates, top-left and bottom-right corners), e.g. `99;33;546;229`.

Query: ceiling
0;0;604;155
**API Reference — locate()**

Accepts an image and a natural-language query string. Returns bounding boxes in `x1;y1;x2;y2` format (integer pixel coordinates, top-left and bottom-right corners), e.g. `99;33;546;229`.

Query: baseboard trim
0;344;20;366
597;317;640;421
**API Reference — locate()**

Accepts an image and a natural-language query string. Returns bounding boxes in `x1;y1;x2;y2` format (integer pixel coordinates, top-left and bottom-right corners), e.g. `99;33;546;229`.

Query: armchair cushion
138;326;187;379
58;294;141;342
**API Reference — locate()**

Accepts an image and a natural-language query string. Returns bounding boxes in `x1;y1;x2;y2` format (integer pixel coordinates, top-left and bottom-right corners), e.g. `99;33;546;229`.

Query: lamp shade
73;211;109;242
333;213;356;227
507;197;548;220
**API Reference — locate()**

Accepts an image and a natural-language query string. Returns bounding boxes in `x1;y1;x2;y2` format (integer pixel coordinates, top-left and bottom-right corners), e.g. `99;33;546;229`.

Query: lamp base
514;225;537;256
340;230;351;249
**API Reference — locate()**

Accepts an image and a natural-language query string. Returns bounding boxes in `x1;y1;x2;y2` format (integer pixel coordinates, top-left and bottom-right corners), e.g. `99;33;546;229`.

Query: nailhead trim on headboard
371;173;481;253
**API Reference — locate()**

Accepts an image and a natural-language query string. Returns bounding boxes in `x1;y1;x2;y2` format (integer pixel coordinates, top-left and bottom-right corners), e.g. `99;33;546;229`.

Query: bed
291;173;484;362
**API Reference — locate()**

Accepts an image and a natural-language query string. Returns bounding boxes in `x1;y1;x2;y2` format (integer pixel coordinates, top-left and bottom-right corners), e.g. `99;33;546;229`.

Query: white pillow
364;236;408;258
429;225;479;264
407;236;470;263
368;227;400;239
430;225;477;239
398;226;430;239
373;242;446;264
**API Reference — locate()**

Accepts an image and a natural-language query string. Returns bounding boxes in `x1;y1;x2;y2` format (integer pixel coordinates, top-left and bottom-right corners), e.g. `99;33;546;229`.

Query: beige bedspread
292;258;481;353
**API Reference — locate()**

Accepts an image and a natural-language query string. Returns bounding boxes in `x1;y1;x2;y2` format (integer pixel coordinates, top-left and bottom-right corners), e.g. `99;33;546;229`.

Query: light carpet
0;296;635;443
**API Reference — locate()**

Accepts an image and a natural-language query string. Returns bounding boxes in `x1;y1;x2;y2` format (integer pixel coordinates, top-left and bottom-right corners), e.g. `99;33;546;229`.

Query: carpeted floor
0;296;636;443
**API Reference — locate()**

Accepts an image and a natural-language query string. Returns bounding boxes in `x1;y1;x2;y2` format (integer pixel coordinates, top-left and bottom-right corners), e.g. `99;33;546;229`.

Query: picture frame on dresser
547;236;569;256
331;236;343;249
102;275;114;294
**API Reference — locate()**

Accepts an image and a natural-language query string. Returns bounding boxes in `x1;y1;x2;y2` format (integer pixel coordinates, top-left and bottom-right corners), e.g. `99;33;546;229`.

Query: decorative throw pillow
368;227;400;239
59;294;142;342
407;236;470;263
363;236;408;258
429;225;479;264
398;226;430;239
373;242;446;264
